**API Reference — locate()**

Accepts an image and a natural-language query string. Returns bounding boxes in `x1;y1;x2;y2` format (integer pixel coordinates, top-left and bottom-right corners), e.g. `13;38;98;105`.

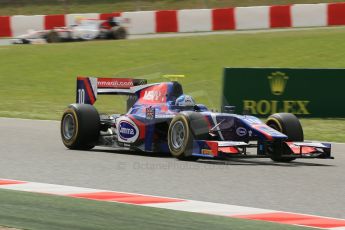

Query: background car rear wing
76;76;147;105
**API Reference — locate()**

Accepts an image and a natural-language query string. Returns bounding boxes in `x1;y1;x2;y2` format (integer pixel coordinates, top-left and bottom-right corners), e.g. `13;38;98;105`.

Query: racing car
12;17;127;44
60;77;332;162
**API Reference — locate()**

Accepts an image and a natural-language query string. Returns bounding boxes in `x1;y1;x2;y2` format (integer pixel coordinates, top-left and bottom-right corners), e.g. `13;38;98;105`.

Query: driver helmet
74;16;84;25
175;95;195;107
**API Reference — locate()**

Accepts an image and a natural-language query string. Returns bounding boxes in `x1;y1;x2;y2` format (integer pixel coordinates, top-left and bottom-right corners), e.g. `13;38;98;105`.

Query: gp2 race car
12;17;127;44
60;77;332;162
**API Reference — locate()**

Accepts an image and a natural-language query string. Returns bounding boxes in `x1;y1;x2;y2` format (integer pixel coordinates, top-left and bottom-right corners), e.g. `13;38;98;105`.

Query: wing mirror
224;106;235;114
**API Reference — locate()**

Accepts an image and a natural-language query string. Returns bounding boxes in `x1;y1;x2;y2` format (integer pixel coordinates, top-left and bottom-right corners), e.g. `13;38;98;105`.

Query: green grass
1;28;345;142
1;0;345;15
301;119;345;143
0;188;312;230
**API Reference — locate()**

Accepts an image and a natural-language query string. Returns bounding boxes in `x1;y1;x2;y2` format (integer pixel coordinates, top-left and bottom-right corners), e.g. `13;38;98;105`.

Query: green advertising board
222;68;345;117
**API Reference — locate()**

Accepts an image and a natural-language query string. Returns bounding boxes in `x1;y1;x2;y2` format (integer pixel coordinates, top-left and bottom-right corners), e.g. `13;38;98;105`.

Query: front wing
192;140;332;159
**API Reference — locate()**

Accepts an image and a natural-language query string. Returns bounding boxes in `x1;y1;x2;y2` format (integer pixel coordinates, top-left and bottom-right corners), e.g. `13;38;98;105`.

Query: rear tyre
111;27;127;39
61;104;100;150
266;113;304;162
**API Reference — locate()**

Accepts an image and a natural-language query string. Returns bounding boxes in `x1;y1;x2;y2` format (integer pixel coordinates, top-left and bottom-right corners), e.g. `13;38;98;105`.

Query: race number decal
77;89;85;104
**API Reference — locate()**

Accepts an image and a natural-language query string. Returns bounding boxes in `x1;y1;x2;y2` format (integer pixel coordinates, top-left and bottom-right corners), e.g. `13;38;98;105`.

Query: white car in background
12;17;128;44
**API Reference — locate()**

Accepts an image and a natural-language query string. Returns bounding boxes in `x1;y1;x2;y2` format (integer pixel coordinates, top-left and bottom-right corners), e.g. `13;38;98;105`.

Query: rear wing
76;76;147;105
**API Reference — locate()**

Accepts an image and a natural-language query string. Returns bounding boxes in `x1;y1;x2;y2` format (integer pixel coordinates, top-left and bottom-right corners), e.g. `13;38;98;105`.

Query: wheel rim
171;121;185;149
62;114;75;140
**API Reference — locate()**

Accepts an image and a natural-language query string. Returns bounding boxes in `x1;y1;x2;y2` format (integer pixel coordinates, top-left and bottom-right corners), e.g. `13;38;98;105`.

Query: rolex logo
268;72;289;95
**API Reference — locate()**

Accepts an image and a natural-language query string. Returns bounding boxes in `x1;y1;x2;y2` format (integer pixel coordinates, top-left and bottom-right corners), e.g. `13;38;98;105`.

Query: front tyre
46;31;61;43
61;104;100;150
168;115;196;161
266;113;304;162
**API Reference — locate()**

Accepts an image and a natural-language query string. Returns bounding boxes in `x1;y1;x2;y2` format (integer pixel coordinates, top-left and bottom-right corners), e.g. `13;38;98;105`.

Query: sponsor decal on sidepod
236;127;247;136
118;120;138;142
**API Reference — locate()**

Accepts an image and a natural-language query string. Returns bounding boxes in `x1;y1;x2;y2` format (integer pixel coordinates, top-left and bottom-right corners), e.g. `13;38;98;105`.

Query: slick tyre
266;113;304;162
181;111;210;140
61;104;100;150
168;115;197;161
46;31;61;43
111;27;127;39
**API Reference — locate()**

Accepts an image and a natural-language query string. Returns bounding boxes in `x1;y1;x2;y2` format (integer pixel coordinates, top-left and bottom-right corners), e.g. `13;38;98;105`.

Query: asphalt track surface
0;117;344;219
